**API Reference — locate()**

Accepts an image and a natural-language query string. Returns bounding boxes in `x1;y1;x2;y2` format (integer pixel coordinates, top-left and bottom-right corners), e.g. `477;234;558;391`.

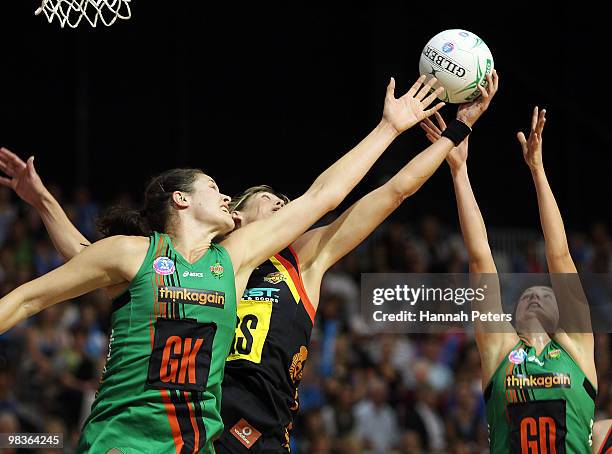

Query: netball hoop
35;0;131;28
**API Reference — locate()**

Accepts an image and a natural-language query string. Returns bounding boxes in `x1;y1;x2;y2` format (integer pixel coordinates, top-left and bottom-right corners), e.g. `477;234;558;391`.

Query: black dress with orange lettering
215;246;316;453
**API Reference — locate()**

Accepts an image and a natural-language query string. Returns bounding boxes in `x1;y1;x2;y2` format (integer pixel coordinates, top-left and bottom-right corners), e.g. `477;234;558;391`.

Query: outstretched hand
382;75;446;134
0;147;48;208
517;106;546;171
456;69;499;127
420;112;469;172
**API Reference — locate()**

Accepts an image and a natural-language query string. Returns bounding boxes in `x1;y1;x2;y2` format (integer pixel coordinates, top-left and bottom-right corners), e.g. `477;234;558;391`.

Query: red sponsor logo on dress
230;418;262;449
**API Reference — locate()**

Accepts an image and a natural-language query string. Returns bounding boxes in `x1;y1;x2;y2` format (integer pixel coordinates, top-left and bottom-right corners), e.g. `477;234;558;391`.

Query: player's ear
232;210;244;229
172;191;189;208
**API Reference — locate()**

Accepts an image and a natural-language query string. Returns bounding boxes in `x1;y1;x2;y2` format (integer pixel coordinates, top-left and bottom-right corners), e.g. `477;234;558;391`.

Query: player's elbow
21;293;47;319
0;292;38;334
66;241;91;261
386;178;423;204
546;248;572;264
468;256;497;274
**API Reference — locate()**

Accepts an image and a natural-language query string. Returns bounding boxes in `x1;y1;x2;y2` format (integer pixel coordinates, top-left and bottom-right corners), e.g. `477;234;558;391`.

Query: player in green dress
0;75;447;453
422;101;597;453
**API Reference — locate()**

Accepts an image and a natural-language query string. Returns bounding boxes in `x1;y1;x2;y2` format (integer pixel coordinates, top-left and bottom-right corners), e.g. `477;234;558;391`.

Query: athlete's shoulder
210;241;229;253
85;235;150;279
92;235;150;254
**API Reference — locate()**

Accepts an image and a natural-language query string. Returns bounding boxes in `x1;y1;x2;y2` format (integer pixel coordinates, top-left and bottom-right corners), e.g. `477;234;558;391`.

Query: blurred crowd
1;185;612;453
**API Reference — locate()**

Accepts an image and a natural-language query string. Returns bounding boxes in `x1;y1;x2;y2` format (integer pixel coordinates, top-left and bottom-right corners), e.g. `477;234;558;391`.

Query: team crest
264;272;286;285
547;348;562;360
210;262;224;279
153;256;175;276
289;346;308;384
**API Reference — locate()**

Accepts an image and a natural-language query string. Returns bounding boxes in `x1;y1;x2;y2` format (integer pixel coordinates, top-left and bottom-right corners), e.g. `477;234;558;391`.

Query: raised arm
446;136;519;382
420;72;501;275
0;235;147;334
0;147;90;260
421;85;520;385
292;136;454;283
518;108;574;272
292;74;500;285
518;107;594;362
223;76;445;277
423;117;496;269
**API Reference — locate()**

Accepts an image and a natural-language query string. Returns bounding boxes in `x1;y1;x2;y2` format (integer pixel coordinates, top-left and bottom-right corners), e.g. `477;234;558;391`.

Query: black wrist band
441;119;472;146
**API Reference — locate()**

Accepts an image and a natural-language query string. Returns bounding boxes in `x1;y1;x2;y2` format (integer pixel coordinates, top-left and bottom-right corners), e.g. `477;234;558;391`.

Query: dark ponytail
97;168;204;237
97;205;148;237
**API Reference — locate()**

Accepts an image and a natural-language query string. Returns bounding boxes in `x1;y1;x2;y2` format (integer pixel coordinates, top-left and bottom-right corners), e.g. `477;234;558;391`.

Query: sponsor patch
508;348;527;364
264;272;286;285
506;373;571;390
230;418;262;449
153;256;175;276
527;355;544;367
210;262;224;278
182;271;204;278
158;286;225;309
242;287;280;303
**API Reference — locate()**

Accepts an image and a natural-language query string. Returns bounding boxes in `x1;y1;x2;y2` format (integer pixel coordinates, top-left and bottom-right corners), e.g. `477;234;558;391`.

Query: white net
35;0;132;28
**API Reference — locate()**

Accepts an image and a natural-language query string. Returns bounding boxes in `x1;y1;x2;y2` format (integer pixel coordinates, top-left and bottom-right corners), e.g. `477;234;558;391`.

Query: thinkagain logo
158;286;225;309
506;373;571;390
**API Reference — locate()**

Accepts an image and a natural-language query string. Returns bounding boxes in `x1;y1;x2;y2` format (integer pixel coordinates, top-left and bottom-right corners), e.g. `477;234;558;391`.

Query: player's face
188;174;234;233
515;286;560;331
236;192;286;224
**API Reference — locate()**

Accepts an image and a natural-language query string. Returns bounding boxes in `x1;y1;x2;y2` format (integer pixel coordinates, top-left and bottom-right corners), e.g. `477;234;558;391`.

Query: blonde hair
229;185;289;212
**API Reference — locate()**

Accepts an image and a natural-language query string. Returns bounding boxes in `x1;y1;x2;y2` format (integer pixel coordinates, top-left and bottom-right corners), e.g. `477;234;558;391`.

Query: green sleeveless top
78;232;237;454
485;339;596;453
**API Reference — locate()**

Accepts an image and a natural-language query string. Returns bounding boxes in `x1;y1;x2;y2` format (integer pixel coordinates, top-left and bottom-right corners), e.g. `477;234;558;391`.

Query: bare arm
518;108;574;272
293;135;455;277
450;160;495;273
223;76;445;276
420;73;503;275
518;108;593;354
0;147;90;260
294;71;501;304
421;95;520;384
0;235;147;334
419;71;500;276
451;150;519;381
36;192;91;258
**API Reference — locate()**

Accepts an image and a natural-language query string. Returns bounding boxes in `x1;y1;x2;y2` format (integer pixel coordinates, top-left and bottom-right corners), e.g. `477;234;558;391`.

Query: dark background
0;1;609;229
